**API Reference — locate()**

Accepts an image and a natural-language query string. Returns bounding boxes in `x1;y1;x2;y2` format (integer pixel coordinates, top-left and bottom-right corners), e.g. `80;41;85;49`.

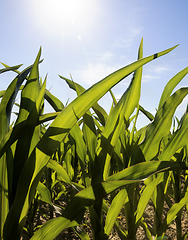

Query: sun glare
29;0;98;39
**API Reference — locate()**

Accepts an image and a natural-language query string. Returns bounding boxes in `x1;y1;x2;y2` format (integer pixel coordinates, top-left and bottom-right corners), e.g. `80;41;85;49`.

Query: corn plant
57;42;188;240
0;40;188;240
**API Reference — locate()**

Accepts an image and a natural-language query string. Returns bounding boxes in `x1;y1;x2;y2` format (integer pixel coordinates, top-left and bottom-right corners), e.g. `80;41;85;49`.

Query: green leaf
89;206;102;239
65;161;187;219
106;161;188;182
15;48;41;124
37;181;52;205
3;50;45;240
139;105;154;121
1;60;43;75
47;159;71;184
109;89;118;105
3;44;177;240
82;112;97;175
0;64;23;74
0;90;5;98
60;76;108;126
104;189;128;235
73;226;90;240
158;190;188;235
0;154;8;240
159;112;188;161
0;63;32;239
31;161;188;240
69;123;87;166
45;89;64;112
94;38;143;182
139;87;188;161
0;66;32;130
11;48;42;203
38;112;60;125
30;217;78;240
136;173;163;223
62;147;74;180
158;66;188;109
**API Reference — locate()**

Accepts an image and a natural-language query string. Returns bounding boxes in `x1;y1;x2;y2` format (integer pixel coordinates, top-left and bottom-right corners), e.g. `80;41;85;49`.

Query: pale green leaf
139;87;188;161
136;173;163;223
104;189;128;235
60;76;108;126
45;89;64;112
30;161;188;240
3;44;177;240
158;67;188;109
30;217;78;240
37;181;52;205
47;159;71;184
0;64;22;74
159;112;188;161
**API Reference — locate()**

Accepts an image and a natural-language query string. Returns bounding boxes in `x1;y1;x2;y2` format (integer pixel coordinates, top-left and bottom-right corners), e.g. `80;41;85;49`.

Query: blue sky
1;0;188;128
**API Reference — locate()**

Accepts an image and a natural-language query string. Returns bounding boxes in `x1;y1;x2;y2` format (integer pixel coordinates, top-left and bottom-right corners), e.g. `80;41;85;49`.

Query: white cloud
71;50;123;86
146;63;170;74
141;63;171;83
74;62;117;86
154;66;170;74
114;26;143;50
142;74;159;83
96;52;114;62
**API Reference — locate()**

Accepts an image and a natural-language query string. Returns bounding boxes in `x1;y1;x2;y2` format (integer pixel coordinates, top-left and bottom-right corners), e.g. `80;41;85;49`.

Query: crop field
1;40;188;240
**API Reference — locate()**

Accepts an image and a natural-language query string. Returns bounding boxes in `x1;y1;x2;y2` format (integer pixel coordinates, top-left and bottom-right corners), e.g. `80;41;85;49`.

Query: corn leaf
0;63;32;239
45;89;64;112
159;112;188;161
82;112;97;175
31;161;188;240
60;76;108;126
139;87;188;161
139;105;154;121
37;181;52;205
157;190;188;236
136;173;163;223
11;48;42;202
69;123;87;166
158;66;188;109
73;226;90;240
30;217;78;240
3;51;46;240
104;189;128;236
38;112;60;125
0;64;22;74
109;89;118;105
0;90;5;98
94;38;143;182
3;44;177;240
166;190;188;225
47;159;71;184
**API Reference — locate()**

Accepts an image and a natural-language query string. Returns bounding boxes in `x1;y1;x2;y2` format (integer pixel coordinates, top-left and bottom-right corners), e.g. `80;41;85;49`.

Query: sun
28;0;98;38
40;0;86;24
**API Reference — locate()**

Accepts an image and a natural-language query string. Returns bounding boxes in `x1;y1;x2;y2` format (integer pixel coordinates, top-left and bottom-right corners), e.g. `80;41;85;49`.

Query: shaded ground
21;198;188;240
21;179;188;240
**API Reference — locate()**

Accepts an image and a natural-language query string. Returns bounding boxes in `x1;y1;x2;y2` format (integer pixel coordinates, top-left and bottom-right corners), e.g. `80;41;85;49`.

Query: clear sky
1;0;188;128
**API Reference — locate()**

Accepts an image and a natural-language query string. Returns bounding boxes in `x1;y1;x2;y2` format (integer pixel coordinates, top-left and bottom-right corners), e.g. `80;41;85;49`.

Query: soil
21;199;188;240
21;180;188;240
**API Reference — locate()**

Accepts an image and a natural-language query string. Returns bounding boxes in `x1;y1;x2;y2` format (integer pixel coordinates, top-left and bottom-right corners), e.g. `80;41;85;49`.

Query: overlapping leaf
138;87;188;161
1;44;179;239
31;161;188;240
